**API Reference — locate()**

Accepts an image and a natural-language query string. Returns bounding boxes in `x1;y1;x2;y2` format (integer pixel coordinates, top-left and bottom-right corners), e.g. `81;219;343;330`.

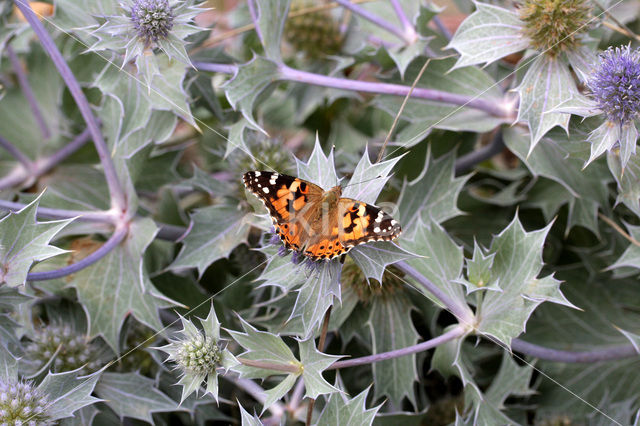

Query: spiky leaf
95;372;178;422
0;197;72;287
169;205;251;276
447;2;528;69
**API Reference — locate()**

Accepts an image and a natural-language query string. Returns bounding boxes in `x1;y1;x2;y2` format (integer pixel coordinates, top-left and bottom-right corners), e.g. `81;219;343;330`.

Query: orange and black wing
337;198;402;248
243;171;324;252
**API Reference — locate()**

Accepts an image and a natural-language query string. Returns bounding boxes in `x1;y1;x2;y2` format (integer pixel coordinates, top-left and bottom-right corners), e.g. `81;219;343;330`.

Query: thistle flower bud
518;0;591;56
130;0;175;46
0;380;51;425
176;334;221;375
284;0;343;58
588;46;640;124
24;325;101;374
341;259;406;303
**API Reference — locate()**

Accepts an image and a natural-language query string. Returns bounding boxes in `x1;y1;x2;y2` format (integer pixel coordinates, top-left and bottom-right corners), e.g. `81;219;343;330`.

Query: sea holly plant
0;0;640;424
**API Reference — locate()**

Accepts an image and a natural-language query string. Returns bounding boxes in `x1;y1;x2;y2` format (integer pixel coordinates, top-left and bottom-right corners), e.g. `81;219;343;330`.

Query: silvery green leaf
59;405;99;426
586;120;620;167
224;57;282;133
295;134;339;188
619;123;638;170
375;58;507;137
0;343;17;382
182;165;234;197
386;39;432;78
609;224;640;271
239;401;263;426
52;0;115;35
564;44;597;83
262;373;297;413
349;242;416;283
38;369;101;421
298;338;341;399
255;247;308;291
290;261;342;338
96;66;153;151
536;357;639;422
0;196;72;287
95;372;178;422
504;126;610;234
516;55;578;151
29;165;111;213
368;293;418;406
398;147;470;231
617;328;640;354
466;353;533;425
522;180;572;222
0;49;64;154
201;302;221;341
0;286;31;309
147;56;197;127
314;386;381;426
446;2;528;69
400;219;471;318
225;118;260;158
552;93;599;117
68;218;174;351
464;241;499;293
476;215;564;346
229;317;300;379
431;326;474;388
567;196;599;234
342;146;403;204
608;152;640;217
254;0;290;61
169;205;251;277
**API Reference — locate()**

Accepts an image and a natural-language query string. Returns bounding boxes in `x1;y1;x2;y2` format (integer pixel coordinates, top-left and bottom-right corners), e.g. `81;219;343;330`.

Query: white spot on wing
255;171;261;176
373;226;381;233
263;187;269;193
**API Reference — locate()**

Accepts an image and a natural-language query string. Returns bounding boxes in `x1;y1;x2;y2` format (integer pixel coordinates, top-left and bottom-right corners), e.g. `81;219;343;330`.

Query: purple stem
27;225;127;281
0;133;33;170
0;128;92;191
330;325;466;369
455;130;505;175
395;261;475;325
335;0;409;43
6;45;51;140
279;65;510;119
193;62;511;118
511;339;638;363
192;62;238;74
14;0;126;213
247;0;263;44
0;199;116;223
389;0;417;41
36;127;92;174
432;15;452;41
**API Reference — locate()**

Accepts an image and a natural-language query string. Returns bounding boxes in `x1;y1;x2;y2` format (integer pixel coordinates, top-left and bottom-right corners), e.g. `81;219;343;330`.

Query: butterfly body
243;171;402;261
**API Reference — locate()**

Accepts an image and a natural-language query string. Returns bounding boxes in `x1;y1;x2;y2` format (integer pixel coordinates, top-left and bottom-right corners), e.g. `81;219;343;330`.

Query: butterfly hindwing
337;198;402;248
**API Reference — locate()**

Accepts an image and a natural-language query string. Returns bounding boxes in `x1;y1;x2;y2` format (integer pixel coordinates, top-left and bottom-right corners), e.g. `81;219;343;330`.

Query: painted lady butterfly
243;171;402;261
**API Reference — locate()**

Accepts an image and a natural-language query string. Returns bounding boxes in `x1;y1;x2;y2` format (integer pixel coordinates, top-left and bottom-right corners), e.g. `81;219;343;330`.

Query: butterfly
243;171;402;261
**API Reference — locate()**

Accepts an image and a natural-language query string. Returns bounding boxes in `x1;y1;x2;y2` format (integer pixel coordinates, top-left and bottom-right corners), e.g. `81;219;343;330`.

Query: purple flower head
588;46;640;124
130;0;175;46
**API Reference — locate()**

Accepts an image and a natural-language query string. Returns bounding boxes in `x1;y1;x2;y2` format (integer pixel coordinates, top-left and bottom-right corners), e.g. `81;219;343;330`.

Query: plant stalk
330;325;466;369
6;44;51;140
14;0;127;214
